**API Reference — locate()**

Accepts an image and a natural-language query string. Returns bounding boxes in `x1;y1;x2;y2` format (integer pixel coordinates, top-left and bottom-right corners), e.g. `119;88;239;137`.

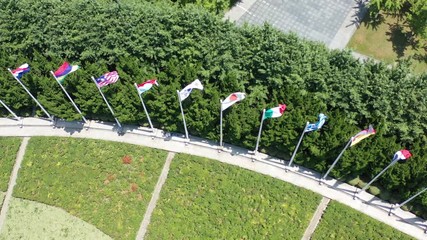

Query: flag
137;79;158;94
95;71;119;87
305;113;327;132
221;92;246;111
11;63;30;80
264;104;286;120
350;125;376;147
179;79;203;101
54;62;79;83
393;149;412;163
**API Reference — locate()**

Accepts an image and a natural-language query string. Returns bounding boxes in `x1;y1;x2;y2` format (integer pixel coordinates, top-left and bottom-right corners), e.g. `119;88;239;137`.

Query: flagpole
50;71;87;123
355;160;398;198
219;99;223;149
321;138;352;182
395;187;427;209
0;99;20;120
134;83;154;132
91;76;122;129
254;109;266;154
177;90;189;141
8;68;53;120
288;122;309;167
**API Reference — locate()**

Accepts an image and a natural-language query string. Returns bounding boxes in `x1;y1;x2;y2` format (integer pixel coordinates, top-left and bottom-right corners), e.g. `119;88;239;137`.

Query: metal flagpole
0;99;20;120
219;99;223;148
8;68;53;120
51;71;87;123
134;83;154;132
355;159;398;198
177;90;189;140
254;109;266;154
395;187;427;209
321;138;352;182
288;122;309;167
91;76;122;129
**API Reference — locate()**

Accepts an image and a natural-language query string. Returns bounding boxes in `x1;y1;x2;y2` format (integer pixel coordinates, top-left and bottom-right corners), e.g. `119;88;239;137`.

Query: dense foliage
13;137;168;239
312;201;415;240
147;153;321;239
0;137;21;191
0;0;427;216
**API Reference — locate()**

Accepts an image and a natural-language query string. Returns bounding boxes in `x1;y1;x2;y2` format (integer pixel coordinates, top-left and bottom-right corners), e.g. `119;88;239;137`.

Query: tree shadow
386;23;411;58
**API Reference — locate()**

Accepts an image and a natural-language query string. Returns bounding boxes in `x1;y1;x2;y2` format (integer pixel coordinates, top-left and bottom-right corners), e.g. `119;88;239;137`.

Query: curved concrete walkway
0;117;425;239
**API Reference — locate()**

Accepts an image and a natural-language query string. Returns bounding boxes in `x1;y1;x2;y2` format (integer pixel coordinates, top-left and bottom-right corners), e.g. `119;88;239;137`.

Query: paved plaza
225;0;367;49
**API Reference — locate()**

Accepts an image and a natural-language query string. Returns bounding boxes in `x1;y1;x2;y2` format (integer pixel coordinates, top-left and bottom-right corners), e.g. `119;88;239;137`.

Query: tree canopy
1;0;427;218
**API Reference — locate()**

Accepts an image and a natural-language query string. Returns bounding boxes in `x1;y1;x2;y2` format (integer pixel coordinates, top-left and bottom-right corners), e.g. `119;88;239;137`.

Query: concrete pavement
0;117;425;239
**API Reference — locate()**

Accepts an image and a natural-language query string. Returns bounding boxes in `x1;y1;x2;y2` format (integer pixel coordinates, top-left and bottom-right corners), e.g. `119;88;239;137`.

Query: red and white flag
393;149;412;163
221;92;245;111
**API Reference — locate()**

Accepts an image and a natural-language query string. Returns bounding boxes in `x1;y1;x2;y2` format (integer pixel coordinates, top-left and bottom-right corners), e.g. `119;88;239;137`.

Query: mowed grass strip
0;137;22;191
311;201;415;240
348;13;427;74
13;137;168;239
0;197;112;240
146;154;321;239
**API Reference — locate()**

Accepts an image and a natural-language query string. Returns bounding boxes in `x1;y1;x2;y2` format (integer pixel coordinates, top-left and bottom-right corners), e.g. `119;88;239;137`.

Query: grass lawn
0;192;4;206
146;153;322;239
0;197;112;240
312;201;415;240
348;13;427;74
0;137;22;191
13;137;168;239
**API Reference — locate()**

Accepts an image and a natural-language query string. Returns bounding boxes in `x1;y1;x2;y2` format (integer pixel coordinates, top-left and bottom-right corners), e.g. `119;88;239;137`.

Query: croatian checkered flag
95;71;119;87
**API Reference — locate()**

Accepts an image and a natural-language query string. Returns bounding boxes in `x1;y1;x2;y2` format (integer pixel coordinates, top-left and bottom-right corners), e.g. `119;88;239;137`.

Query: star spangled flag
350;125;376;147
393;149;412;163
305;113;327;132
264;104;286;120
137;79;158;94
179;79;203;101
11;63;30;80
54;62;79;83
221;92;246;111
95;71;119;87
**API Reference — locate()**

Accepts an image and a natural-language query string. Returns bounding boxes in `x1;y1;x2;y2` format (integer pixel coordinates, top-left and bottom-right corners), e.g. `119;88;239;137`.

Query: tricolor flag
54;62;79;83
95;71;119;87
179;79;203;101
221;92;246;111
393;149;412;163
137;79;158;94
12;63;30;80
350;125;376;147
305;113;327;132
264;104;286;120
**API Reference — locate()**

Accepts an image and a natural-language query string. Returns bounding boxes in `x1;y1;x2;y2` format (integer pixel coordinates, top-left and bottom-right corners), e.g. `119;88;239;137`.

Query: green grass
312;201;415;240
0;192;4;206
13;137;168;239
348;13;427;74
146;153;322;239
0;137;22;191
0;197;112;240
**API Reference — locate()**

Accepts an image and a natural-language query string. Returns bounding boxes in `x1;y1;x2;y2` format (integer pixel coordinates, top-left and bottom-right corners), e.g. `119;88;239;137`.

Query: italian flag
264;104;286;120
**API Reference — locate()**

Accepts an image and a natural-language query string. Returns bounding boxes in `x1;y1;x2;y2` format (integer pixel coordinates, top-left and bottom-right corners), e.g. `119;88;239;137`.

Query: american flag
95;71;119;87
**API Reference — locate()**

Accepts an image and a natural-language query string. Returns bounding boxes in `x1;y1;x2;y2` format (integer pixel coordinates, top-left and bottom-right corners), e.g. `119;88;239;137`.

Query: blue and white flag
305;113;327;132
179;79;203;102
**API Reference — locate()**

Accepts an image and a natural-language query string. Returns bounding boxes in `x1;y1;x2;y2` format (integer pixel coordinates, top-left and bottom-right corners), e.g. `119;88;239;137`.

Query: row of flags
5;62;418;202
6;63;413;159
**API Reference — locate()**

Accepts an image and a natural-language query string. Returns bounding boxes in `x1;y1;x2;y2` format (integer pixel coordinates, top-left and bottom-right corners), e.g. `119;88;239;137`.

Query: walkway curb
302;197;331;240
136;152;175;240
0;137;29;234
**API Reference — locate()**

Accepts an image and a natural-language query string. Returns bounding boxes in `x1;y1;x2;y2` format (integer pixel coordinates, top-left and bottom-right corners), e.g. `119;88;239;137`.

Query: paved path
0;137;29;234
225;0;368;49
302;197;331;240
136;152;175;240
0;118;426;239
